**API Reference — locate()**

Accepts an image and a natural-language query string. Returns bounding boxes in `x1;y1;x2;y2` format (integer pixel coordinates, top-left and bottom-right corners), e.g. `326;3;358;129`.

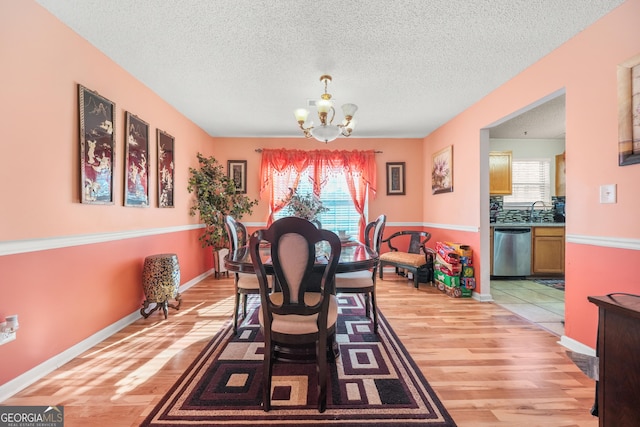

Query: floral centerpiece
283;187;329;222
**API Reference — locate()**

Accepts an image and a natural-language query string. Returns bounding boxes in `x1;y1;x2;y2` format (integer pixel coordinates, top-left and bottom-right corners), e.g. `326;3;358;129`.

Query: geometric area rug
141;294;457;426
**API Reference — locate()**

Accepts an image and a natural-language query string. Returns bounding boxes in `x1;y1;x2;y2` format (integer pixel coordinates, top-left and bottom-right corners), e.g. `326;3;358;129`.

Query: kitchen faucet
529;200;546;222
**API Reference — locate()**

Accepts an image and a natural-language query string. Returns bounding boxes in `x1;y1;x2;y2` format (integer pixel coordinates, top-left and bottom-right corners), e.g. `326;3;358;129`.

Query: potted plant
188;153;258;274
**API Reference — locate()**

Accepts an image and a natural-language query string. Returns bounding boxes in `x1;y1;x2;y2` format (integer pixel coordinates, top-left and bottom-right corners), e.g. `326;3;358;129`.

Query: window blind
503;159;551;208
273;167;363;236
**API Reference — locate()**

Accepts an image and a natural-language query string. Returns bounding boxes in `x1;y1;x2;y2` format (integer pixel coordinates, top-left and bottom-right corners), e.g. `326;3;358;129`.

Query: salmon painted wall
208;137;424;226
422;0;640;348
0;2;208;239
0;1;214;388
0;231;210;385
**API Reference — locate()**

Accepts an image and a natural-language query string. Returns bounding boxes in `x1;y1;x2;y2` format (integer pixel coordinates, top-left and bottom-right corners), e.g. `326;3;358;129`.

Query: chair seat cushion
259;293;338;335
236;273;261;289
335;271;374;289
379;252;426;267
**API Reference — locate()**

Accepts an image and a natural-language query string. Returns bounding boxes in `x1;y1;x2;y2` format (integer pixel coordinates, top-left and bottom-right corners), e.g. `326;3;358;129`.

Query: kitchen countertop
490;222;565;228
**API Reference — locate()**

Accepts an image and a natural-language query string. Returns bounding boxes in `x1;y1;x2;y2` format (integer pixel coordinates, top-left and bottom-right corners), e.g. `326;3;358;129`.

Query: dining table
224;239;379;276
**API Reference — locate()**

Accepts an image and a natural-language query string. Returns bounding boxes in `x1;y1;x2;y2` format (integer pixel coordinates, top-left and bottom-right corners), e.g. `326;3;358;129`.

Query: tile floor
490;279;565;336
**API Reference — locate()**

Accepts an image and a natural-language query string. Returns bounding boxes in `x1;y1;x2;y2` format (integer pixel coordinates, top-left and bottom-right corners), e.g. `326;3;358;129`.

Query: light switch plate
599;184;617;204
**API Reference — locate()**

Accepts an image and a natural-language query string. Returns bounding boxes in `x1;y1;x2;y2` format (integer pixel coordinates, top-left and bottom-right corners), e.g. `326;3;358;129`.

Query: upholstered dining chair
249;216;341;413
225;215;271;335
334;214;386;333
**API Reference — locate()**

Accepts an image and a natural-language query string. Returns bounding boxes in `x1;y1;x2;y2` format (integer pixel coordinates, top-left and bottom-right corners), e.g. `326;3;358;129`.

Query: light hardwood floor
2;274;598;427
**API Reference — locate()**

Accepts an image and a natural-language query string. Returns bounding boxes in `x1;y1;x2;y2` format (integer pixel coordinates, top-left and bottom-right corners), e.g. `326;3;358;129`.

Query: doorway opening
483;90;566;335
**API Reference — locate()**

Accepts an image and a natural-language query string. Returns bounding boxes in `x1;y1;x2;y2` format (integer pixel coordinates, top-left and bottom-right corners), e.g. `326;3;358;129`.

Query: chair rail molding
566;234;640;251
0;224;204;256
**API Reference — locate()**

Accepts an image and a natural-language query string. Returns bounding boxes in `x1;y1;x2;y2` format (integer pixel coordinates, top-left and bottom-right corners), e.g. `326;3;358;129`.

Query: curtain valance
259;148;377;197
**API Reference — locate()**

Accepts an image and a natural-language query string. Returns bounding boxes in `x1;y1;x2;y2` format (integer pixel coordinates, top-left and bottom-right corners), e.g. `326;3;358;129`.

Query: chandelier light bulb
294;108;310;123
316;99;333;114
341;103;358;118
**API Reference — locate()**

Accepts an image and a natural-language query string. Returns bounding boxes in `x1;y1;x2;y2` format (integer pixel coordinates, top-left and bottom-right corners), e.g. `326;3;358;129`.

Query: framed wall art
124;112;150;207
617;53;640;166
386;162;405;195
228;160;247;194
79;84;115;204
431;145;453;194
157;129;175;208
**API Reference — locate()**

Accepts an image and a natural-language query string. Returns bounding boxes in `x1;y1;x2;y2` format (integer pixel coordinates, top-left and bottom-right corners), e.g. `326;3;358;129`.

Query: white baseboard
472;292;494;302
558;335;596;356
0;270;213;403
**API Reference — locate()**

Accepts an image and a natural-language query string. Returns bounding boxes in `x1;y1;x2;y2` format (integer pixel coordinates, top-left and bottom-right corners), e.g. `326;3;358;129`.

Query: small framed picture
157;129;175;208
386;162;405;195
124;112;149;207
79;84;115;204
228;160;247;194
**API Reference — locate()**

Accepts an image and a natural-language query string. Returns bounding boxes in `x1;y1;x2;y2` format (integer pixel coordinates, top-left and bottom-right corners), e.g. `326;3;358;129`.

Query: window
260;148;376;238
273;167;364;237
503;159;551;208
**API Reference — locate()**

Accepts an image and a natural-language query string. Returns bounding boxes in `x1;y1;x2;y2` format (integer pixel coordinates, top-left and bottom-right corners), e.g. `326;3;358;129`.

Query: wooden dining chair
225;215;271;335
249;216;341;413
334;214;386;333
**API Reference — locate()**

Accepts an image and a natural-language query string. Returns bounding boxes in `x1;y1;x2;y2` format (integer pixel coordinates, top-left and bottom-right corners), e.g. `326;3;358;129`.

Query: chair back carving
250;217;341;321
225;215;249;252
367;214;386;254
225;215;265;334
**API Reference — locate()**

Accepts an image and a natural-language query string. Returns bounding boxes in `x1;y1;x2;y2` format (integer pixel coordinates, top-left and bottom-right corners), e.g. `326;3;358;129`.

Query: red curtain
259;148;377;239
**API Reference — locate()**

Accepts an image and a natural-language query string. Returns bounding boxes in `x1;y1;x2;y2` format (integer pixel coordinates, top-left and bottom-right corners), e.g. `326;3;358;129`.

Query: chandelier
294;75;358;143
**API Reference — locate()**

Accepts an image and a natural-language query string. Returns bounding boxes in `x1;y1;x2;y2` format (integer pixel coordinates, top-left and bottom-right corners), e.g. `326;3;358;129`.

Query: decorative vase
140;253;182;319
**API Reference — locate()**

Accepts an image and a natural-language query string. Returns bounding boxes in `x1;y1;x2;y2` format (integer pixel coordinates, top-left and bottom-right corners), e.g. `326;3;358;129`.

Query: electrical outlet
0;331;16;345
599;184;617;204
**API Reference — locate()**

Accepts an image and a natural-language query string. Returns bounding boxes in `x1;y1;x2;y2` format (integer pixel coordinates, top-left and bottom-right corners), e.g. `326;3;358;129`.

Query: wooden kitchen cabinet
532;227;564;275
489;151;512;195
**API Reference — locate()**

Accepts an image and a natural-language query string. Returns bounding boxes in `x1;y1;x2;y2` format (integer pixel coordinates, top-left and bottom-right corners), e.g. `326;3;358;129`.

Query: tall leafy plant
188;153;258;250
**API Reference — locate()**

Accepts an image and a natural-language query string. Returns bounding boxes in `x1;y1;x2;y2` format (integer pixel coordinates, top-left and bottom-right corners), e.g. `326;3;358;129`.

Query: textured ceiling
490;93;566;139
34;0;623;140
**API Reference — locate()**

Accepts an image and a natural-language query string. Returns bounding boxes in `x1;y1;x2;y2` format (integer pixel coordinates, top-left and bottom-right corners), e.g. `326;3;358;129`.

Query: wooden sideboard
588;294;640;426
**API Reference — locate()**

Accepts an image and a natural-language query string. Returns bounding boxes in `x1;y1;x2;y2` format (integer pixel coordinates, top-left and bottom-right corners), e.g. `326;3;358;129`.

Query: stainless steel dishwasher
493;228;531;277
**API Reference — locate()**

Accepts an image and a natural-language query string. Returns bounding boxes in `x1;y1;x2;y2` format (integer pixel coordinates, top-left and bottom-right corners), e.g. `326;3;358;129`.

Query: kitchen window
503;158;551;208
